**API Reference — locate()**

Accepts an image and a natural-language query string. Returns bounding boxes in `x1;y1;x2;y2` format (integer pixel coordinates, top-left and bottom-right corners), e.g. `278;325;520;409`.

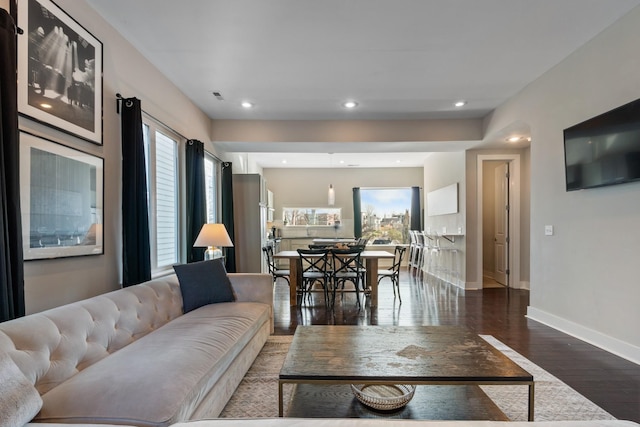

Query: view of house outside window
360;188;411;244
283;208;341;226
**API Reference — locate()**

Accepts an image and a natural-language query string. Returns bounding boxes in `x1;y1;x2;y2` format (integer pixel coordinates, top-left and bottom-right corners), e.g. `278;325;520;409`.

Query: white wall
423;152;466;235
423;152;467;285
484;6;640;362
212;119;482;144
20;1;213;314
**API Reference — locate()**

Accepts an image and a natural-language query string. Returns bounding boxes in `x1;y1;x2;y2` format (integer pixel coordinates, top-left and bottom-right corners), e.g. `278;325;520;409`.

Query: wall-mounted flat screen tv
564;98;640;191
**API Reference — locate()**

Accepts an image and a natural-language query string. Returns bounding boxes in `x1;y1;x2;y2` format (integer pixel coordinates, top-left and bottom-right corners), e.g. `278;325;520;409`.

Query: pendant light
328;153;335;206
328;184;335;206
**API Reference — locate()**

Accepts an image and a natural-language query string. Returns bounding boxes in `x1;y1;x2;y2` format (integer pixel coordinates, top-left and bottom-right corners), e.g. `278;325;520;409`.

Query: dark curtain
352;187;362;239
185;139;206;263
121;97;151;286
410;186;421;230
221;162;236;272
0;9;25;321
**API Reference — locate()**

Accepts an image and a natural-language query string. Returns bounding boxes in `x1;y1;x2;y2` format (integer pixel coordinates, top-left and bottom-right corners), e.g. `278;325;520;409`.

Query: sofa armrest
228;273;274;333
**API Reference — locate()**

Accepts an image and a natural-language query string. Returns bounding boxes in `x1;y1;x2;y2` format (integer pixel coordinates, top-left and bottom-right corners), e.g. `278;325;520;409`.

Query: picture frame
17;0;103;145
20;131;104;260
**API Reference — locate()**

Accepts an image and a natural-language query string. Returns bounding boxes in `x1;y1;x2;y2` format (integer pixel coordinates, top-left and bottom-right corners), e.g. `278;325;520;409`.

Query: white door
493;163;509;286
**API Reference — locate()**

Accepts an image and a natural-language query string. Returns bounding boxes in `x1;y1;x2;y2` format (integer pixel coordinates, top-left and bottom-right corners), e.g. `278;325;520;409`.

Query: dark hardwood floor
272;269;640;422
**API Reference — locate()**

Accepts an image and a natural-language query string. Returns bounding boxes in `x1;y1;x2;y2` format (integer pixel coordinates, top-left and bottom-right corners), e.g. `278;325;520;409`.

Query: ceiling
88;0;640;167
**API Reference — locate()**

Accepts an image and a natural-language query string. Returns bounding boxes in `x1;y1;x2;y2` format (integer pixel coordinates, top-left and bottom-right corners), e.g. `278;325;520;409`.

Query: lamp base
204;247;223;260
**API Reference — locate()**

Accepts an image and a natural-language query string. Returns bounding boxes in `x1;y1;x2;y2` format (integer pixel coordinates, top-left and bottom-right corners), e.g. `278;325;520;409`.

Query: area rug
478;335;615;421
220;334;616;421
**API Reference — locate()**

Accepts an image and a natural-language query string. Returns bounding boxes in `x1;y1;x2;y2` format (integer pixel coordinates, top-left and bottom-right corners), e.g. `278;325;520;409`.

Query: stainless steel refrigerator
232;174;268;273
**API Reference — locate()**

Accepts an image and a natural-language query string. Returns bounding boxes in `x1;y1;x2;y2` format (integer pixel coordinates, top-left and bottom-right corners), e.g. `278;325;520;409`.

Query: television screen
563;98;640;191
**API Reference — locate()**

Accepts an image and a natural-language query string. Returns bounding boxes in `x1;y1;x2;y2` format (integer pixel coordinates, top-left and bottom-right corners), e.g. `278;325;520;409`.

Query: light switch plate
545;225;554;236
442;226;447;234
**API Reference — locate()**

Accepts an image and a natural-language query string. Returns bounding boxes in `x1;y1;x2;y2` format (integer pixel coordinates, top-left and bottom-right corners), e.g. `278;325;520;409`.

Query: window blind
155;131;178;267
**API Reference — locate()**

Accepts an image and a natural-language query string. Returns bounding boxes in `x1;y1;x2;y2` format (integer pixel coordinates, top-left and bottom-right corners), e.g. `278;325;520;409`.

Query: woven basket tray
350;384;416;411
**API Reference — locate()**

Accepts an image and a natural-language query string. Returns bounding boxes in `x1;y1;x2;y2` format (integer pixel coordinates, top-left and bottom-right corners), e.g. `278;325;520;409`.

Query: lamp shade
193;223;234;248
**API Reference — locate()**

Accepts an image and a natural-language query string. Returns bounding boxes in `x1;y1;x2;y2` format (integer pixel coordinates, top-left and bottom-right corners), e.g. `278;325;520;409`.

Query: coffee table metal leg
278;381;284;416
528;382;535;421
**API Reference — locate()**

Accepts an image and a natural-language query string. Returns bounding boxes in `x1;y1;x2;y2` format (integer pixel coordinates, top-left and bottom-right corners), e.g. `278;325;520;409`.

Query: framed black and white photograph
17;0;103;145
20;132;104;260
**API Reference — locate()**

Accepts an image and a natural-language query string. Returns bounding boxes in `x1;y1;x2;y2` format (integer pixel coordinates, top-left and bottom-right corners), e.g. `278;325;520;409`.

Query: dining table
273;250;395;308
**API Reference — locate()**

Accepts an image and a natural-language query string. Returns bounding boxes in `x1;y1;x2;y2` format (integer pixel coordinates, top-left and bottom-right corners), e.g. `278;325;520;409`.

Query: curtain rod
116;92;224;163
116;93;223;163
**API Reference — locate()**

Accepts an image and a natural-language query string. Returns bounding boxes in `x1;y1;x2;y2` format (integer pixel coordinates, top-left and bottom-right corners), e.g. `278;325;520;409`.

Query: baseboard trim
465;281;483;290
511;280;529;290
526;306;640;365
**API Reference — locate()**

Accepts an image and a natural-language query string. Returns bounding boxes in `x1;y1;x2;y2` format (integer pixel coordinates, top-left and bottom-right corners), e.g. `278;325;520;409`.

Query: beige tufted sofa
170;420;639;427
19;419;640;427
0;273;273;427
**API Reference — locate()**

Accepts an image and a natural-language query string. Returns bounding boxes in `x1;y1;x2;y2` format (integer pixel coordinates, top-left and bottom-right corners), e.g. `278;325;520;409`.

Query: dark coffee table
278;325;534;420
286;384;509;420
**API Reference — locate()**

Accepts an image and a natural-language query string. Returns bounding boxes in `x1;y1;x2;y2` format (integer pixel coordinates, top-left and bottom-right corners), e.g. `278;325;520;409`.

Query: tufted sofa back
0;275;183;395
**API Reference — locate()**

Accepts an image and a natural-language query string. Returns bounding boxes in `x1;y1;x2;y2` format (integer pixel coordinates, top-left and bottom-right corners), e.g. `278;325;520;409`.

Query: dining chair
377;246;406;302
330;247;364;307
297;248;332;306
262;246;290;286
308;244;333;249
349;237;369;249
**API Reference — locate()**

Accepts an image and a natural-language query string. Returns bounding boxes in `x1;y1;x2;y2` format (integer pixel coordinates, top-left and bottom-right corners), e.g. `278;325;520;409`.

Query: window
282;207;341;226
204;152;218;223
143;120;181;272
360;188;412;244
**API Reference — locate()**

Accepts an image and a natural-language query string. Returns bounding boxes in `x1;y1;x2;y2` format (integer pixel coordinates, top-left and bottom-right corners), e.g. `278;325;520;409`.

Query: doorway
476;154;521;290
482;161;509;288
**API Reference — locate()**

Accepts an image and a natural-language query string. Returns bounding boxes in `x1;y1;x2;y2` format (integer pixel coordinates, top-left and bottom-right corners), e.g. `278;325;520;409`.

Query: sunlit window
204;152;218;223
143;121;180;272
360;188;411;244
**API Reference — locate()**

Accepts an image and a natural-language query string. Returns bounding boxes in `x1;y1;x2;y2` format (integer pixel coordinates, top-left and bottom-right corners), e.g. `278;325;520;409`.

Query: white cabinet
259;176;268;205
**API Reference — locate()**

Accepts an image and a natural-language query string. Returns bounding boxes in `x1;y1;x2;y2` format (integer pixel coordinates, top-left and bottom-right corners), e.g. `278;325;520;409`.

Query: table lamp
193;223;234;260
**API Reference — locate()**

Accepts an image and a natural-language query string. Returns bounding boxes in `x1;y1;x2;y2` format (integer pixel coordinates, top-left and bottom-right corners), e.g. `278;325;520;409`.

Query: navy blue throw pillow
173;258;235;313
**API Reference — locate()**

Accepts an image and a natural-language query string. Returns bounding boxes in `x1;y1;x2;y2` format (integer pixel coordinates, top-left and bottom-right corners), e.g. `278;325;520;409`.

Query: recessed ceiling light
241;101;254;108
454;100;467;108
507;136;522;143
281;159;287;164
343;101;358;109
339;160;345;164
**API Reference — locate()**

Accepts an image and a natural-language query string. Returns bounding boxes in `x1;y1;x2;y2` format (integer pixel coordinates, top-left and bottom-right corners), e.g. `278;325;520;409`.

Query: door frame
476;154;521;289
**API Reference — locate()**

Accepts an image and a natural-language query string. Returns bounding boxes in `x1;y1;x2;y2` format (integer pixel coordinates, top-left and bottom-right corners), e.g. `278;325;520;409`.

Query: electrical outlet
458;227;463;234
544;225;554;236
442;226;447;234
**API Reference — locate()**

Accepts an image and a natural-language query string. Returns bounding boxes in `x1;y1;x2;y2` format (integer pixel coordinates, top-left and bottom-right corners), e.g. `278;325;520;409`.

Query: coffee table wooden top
279;325;533;384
